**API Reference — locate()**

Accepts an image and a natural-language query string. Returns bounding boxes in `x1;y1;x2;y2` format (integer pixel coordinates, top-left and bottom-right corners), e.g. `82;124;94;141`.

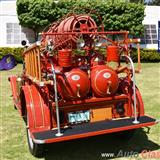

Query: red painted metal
58;94;128;107
107;45;120;63
118;78;145;117
42;15;97;50
42;31;129;35
22;85;51;132
134;87;145;116
57;15;97;35
58;49;72;67
57;68;90;100
8;76;21;113
91;65;119;97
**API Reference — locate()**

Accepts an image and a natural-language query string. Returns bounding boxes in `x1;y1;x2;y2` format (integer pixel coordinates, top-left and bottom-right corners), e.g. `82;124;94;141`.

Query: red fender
134;87;145;116
128;87;145;117
8;76;21;111
22;84;51;132
118;78;144;117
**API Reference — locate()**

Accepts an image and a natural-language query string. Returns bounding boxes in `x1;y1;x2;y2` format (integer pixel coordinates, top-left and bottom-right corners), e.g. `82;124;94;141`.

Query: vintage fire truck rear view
9;14;158;157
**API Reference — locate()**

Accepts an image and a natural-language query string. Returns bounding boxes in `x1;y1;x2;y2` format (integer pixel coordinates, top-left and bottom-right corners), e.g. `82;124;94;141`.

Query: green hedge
0;47;159;63
17;0;145;39
131;48;160;62
0;47;24;63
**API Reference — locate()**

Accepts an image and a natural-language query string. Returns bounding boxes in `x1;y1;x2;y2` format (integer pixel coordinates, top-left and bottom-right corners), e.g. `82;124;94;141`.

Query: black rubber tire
114;129;136;141
26;115;45;158
26;128;45;158
14;105;17;110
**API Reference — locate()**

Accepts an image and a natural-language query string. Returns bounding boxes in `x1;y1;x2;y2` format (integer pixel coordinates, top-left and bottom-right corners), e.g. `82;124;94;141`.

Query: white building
0;0;35;47
142;6;160;49
0;0;160;49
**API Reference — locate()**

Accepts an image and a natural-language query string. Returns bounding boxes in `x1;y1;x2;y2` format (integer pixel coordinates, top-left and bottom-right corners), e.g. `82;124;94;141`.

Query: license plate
68;110;90;124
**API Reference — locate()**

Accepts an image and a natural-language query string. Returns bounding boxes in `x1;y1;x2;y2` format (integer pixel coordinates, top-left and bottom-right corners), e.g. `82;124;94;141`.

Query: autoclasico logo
141;150;160;159
101;150;160;158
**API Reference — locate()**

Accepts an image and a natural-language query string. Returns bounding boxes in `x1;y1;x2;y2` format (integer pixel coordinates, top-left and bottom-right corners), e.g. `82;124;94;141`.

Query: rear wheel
14;105;17;110
26;115;45;157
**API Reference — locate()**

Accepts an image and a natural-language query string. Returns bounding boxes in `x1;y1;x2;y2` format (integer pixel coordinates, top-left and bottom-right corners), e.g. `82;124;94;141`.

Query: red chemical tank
58;49;72;67
91;65;119;97
57;68;90;100
107;45;120;63
107;45;120;69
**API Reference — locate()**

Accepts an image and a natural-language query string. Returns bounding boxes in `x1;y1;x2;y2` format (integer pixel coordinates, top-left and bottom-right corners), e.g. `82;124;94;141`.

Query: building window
141;24;158;45
6;23;35;45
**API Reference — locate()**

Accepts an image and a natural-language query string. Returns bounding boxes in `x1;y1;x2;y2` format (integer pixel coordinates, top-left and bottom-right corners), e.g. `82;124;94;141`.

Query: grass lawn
0;63;160;160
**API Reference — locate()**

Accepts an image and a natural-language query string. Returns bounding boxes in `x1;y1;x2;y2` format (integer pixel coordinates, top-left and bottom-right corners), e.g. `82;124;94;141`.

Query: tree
17;0;145;39
130;0;144;3
17;0;76;40
16;0;62;40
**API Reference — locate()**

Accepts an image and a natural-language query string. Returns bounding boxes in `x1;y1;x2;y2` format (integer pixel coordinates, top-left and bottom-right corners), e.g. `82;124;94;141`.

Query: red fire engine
9;14;157;157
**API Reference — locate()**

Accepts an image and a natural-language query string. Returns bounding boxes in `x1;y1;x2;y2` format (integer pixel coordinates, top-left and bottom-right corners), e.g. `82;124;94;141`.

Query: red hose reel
42;15;97;50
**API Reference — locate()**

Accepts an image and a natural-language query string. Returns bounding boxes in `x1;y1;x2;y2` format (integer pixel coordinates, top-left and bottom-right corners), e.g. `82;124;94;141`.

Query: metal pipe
50;59;63;136
122;55;139;124
137;43;142;72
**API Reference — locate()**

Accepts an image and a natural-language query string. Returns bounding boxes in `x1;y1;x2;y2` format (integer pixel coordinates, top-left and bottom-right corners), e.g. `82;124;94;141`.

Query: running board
32;115;156;144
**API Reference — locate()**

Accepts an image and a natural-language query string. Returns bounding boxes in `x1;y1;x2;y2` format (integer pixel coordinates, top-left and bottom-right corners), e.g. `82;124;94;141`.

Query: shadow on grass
44;128;160;160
